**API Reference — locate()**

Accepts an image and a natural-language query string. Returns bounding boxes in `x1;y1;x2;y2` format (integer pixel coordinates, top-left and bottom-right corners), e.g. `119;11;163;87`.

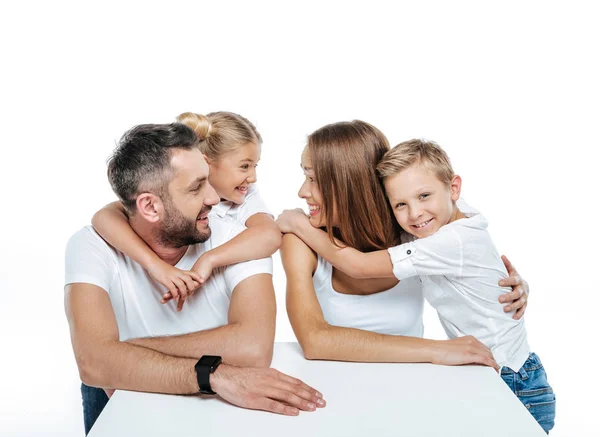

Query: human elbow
298;329;329;360
234;341;273;367
76;350;108;387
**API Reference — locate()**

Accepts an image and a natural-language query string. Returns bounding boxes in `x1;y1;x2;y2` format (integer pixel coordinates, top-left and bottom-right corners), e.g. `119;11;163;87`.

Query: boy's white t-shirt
388;203;529;372
64;217;273;341
210;184;272;225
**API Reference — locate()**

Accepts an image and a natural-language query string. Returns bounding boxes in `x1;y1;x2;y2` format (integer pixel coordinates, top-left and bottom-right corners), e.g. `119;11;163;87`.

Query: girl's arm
92;202;201;308
281;233;498;368
188;213;282;285
276;209;394;279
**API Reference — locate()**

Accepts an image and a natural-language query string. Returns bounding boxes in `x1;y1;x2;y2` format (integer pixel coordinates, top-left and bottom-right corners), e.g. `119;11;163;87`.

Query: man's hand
497;255;529;320
145;260;202;311
211;364;326;416
432;336;499;371
276;209;310;234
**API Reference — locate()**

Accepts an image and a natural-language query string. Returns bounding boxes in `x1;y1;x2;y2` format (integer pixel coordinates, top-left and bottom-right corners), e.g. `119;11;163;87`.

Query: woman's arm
281;233;498;367
277;209;393;279
188;213;281;284
92;202;201;307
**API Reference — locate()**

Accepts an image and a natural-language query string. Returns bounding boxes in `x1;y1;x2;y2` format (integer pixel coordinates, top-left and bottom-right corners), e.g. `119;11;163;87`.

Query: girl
92;111;281;311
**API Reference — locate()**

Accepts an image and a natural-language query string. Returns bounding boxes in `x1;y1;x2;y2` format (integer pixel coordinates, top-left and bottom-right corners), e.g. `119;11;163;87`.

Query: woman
277;120;528;365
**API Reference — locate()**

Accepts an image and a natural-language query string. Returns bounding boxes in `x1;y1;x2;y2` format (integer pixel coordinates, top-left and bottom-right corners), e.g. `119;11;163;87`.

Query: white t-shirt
210;184;272;225
312;255;424;337
388;206;529;371
64;217;273;341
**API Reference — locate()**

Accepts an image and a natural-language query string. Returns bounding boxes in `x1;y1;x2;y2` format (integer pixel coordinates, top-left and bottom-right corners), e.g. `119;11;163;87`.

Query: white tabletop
89;342;545;436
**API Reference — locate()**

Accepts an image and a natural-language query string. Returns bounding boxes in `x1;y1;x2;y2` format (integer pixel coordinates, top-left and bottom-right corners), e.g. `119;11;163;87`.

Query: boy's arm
276;209;394;279
191;213;281;275
92;202;201;303
130;271;276;367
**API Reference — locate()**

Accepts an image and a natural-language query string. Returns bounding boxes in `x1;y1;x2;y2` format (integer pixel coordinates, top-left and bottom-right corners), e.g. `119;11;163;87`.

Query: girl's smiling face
207;141;261;204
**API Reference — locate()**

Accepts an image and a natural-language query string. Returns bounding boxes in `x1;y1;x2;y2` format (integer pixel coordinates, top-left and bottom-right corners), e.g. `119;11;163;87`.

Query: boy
280;139;555;433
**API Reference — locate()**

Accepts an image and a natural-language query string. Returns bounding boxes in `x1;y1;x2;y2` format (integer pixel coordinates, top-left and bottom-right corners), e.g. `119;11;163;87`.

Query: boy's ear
450;175;462;202
135;193;164;223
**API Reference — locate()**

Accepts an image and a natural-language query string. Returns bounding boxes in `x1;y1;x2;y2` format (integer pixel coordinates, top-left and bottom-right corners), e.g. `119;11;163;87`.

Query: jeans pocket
519;389;556;434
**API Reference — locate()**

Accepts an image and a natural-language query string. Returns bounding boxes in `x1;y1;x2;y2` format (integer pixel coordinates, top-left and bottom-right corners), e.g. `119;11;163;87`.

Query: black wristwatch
195;355;222;395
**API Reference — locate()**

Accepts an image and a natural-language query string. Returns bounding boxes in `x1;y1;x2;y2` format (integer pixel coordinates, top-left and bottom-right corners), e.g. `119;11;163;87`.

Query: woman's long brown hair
308;120;401;252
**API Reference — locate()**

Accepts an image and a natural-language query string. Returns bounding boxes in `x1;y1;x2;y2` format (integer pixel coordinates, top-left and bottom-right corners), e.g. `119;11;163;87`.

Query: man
65;123;325;434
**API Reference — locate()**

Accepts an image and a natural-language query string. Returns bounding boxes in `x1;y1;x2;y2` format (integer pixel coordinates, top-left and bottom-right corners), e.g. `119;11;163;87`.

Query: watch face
198;355;222;372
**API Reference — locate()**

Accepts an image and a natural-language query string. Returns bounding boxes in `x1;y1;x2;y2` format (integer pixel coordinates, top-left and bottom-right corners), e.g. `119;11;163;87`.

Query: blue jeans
500;352;556;434
81;383;109;435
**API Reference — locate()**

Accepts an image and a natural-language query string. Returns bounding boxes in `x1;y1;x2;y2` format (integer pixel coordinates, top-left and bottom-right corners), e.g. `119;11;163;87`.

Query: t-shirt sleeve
387;227;464;280
64;227;116;293
223;257;274;296
237;185;272;225
215;219;274;295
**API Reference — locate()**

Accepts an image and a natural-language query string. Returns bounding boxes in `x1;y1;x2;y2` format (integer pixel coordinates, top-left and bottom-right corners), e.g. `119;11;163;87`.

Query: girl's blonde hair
176;111;262;160
377;139;454;186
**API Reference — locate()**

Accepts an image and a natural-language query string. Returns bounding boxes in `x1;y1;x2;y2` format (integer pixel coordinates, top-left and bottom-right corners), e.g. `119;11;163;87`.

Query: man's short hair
377;139;455;186
107;123;200;213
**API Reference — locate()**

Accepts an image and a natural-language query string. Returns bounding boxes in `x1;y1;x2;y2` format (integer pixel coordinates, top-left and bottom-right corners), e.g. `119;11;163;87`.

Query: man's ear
135;193;163;223
450;175;462;202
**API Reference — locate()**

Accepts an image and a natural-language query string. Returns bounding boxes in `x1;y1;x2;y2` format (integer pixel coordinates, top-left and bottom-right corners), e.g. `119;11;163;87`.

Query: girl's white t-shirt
210;184;272;225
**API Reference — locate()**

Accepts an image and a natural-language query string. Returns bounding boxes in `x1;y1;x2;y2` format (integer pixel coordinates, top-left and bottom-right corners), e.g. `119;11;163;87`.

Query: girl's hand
432;336;499;371
497;255;529;320
146;261;202;311
276;209;310;234
190;253;214;287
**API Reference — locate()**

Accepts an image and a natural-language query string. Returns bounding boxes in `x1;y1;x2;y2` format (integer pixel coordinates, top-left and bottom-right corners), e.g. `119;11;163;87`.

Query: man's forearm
127;322;272;367
81;340;198;394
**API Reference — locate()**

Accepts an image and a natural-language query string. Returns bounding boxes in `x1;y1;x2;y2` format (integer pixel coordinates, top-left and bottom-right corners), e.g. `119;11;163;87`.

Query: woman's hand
146;260;202;311
276;209;310;234
497;255;529;320
431;336;499;371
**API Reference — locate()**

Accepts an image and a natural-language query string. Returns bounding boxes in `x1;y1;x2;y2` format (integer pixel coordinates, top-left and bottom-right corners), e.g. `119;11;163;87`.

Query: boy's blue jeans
500;352;556;434
81;383;109;435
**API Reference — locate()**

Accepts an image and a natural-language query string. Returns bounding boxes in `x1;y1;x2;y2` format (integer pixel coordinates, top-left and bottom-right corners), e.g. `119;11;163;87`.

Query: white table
89;342;545;436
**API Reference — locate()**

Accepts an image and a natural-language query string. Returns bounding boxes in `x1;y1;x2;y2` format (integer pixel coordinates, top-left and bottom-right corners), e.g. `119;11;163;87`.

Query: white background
1;1;598;436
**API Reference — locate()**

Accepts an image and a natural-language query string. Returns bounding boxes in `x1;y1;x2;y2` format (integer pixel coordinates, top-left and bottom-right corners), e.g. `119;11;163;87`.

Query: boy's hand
146;261;202;311
276;209;310;234
497;255;529;320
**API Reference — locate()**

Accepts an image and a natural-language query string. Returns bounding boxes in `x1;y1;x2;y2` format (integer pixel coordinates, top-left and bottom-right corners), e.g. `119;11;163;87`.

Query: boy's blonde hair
377;139;454;186
176;111;262;161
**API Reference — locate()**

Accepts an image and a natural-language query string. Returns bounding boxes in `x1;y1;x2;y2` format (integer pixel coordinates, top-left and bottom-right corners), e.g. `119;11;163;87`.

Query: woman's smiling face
298;146;338;228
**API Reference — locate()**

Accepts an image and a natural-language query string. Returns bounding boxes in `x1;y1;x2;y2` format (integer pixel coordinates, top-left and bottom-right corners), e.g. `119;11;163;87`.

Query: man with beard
65;123;325;435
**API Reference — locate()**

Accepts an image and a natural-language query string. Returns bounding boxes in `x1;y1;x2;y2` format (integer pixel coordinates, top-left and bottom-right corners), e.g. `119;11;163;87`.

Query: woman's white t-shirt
312;255;425;337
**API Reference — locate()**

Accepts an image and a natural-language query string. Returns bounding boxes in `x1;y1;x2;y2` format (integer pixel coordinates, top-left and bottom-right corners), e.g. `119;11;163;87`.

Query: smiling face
298;146;338;228
207;141;261;204
158;147;220;247
384;164;462;239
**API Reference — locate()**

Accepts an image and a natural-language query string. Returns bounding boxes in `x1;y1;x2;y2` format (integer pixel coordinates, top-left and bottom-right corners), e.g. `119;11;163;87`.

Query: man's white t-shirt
210;184;272;225
388;204;529;372
64;217;273;341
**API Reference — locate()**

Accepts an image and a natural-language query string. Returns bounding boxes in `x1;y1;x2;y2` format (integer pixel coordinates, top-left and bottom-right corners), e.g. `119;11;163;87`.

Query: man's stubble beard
157;197;211;248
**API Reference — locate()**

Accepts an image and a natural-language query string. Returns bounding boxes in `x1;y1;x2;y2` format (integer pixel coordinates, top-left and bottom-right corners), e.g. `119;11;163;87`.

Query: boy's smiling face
384;164;462;239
